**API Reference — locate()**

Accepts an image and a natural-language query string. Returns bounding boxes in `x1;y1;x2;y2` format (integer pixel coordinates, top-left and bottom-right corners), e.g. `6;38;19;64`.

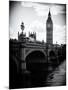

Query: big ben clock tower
46;9;53;44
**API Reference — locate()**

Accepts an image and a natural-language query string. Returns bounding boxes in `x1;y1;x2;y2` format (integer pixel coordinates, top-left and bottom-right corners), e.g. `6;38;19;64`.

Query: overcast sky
9;1;66;44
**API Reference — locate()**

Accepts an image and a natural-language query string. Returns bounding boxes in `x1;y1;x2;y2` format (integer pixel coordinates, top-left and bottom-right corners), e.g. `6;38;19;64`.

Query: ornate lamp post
46;43;49;64
56;41;59;65
21;22;25;33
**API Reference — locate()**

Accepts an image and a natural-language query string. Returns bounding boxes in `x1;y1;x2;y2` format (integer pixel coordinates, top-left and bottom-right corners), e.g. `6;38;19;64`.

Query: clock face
47;24;51;28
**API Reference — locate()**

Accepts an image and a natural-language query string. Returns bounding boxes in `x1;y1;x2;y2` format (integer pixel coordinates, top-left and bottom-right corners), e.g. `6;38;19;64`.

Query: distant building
29;32;36;41
18;31;26;42
46;9;53;44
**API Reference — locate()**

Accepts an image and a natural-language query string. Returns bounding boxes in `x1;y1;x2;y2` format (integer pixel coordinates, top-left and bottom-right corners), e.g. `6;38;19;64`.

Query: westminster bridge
9;39;60;73
9;39;66;89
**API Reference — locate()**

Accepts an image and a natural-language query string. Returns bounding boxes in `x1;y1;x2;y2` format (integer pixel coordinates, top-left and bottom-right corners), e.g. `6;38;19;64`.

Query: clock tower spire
46;9;53;44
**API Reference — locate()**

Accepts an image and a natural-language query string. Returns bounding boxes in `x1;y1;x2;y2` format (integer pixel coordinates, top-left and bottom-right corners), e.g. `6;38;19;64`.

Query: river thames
15;60;66;88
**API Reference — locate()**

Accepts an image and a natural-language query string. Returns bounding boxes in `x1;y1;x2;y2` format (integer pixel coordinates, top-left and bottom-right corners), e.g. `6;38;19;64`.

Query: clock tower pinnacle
46;9;53;44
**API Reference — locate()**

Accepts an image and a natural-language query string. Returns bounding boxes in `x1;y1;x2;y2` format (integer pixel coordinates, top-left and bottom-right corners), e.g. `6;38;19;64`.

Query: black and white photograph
9;1;66;89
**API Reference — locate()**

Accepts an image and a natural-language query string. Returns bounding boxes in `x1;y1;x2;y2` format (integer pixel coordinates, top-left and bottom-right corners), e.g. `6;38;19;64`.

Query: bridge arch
49;50;56;57
25;50;47;71
49;50;58;65
25;49;46;59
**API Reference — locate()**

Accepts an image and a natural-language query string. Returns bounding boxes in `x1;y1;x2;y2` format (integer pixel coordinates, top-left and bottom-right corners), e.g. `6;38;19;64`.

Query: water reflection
10;58;66;89
19;60;66;88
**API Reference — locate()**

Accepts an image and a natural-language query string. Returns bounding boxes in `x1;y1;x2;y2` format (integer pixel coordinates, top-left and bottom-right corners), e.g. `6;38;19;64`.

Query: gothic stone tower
46;9;53;44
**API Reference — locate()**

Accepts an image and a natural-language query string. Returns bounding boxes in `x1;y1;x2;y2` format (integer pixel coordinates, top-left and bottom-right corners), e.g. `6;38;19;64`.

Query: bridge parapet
21;42;46;49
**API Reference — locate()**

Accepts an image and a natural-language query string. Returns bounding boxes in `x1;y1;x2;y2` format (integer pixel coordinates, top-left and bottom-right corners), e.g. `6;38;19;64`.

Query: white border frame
0;0;67;90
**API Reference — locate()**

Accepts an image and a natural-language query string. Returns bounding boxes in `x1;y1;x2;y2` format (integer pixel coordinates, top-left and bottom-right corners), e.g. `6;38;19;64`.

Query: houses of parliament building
17;9;53;45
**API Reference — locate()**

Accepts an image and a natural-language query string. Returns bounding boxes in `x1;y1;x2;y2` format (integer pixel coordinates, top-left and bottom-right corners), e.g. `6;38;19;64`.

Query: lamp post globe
21;22;25;32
